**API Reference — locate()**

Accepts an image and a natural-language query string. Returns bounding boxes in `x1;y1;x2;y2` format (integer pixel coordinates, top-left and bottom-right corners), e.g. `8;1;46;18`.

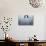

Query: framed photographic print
18;15;34;25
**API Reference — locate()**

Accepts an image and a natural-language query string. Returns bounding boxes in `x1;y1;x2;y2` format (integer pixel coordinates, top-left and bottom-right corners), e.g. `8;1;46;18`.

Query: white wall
0;15;45;40
44;16;46;40
8;15;45;40
0;0;46;40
